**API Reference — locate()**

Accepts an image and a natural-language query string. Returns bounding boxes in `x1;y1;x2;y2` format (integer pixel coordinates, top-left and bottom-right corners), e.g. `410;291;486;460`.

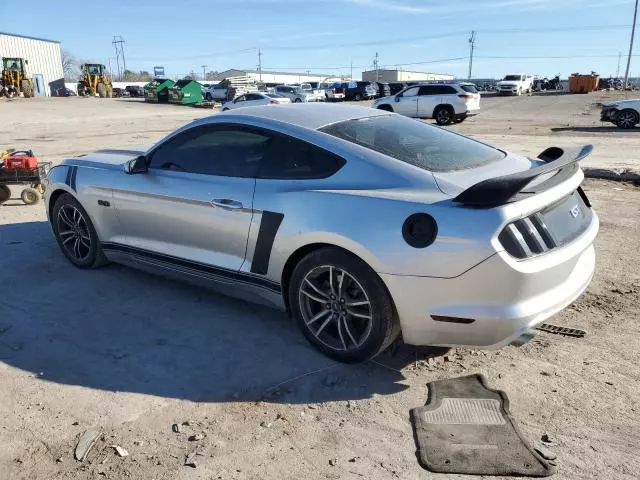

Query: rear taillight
458;93;474;101
270;100;278;104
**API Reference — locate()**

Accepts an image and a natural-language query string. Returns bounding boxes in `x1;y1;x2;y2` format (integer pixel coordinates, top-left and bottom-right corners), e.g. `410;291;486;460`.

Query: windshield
319;115;505;172
503;75;523;81
460;84;478;93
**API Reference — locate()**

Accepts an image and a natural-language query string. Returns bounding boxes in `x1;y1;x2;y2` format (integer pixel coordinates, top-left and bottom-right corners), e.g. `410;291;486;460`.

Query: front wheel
355;94;362;101
615;109;639;129
52;193;109;269
376;104;393;112
20;188;40;205
294;98;302;103
434;106;454;125
289;247;399;363
0;185;10;204
222;107;230;111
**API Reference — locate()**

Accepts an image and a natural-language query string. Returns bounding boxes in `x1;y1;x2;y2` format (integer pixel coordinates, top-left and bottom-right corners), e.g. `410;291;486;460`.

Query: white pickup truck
496;73;534;96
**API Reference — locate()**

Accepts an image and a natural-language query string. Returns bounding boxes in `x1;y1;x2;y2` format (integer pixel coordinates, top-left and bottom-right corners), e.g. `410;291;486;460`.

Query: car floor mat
410;373;554;477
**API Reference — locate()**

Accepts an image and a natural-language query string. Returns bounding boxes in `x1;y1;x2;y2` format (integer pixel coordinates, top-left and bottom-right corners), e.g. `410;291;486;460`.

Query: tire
377;104;394;112
615;109;639;129
222;107;229;111
51;193;109;269
355;94;362;101
289;247;399;363
294;98;302;103
205;93;213;101
106;87;113;98
20;188;40;205
434;106;454;126
97;83;106;98
0;185;10;204
517;88;522;96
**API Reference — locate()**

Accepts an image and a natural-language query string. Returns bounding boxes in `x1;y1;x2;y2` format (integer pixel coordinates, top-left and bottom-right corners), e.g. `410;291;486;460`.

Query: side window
234;95;246;103
439;86;458;95
399;86;419;98
246;93;262;101
418;86;436;96
259;135;346;180
148;126;271;178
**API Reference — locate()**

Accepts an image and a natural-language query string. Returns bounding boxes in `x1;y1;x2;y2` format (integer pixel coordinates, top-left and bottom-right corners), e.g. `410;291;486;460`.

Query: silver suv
372;82;481;125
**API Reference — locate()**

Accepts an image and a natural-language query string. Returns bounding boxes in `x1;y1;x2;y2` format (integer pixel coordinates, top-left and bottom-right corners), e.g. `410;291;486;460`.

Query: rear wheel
20;188;40;205
289;247;399;363
21;81;34;98
294;98;302;103
0;185;10;204
106;87;113;98
434;106;454;125
52;193;109;269
355;93;362;101
615;109;639;129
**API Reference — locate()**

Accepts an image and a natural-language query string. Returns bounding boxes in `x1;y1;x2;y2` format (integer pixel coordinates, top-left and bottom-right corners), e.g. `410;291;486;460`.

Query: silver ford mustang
44;104;599;362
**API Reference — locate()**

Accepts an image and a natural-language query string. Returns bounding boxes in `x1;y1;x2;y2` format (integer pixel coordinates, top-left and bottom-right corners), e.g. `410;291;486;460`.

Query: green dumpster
145;78;175;103
168;79;203;105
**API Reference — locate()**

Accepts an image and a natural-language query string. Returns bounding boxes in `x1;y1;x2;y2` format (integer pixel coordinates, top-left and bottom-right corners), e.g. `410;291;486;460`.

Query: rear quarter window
319;115;505;172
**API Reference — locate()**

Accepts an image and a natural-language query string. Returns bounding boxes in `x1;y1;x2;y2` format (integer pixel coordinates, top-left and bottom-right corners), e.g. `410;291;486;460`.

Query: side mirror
395;95;401;102
125;155;148;174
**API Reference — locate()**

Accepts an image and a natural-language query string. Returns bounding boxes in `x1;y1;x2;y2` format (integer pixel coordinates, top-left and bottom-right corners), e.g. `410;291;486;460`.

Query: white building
362;69;453;83
211;69;335;85
0;32;64;96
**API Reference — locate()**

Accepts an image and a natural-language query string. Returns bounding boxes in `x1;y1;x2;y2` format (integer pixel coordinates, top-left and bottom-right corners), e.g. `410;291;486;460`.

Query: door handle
211;198;243;209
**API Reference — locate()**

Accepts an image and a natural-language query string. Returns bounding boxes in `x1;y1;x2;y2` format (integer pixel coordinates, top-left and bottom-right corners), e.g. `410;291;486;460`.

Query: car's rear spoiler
453;144;593;208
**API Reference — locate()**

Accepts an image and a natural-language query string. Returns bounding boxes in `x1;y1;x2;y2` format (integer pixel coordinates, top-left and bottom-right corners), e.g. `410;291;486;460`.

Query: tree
61;49;79;80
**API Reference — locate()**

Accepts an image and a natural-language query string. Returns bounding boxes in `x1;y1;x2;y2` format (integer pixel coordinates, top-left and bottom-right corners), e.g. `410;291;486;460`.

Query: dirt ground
1;93;639;480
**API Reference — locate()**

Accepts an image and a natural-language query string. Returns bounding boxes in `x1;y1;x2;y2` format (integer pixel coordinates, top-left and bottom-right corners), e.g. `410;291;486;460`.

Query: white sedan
222;92;291;111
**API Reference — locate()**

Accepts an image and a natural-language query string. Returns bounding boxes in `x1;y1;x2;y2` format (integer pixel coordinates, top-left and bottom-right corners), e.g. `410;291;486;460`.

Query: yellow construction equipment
77;64;113;98
0;58;35;98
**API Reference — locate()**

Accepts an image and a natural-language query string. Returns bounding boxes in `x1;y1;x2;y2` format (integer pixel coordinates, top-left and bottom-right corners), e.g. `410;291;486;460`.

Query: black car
388;82;409;95
125;85;145;97
343;81;377;101
374;82;391;98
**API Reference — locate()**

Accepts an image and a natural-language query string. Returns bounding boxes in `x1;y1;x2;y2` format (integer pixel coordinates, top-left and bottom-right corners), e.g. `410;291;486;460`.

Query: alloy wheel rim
57;205;92;262
619;112;635;128
299;265;373;352
438;110;450;123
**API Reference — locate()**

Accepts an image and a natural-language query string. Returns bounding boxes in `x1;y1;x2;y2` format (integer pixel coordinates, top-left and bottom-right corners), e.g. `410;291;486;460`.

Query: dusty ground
0;93;639;480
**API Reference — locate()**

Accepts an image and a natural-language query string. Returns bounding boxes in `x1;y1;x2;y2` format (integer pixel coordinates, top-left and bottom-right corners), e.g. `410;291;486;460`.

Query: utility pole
468;30;476;80
201;65;207;81
258;48;262;82
112;36;126;80
350;60;353;80
374;52;379;81
624;0;639;88
616;51;622;78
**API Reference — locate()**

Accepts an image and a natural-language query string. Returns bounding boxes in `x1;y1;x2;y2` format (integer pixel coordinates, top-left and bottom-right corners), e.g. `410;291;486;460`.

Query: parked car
600;99;640;129
372;82;481;125
221;92;291;110
388;82;408;95
204;84;228;102
324;82;346;102
375;82;391;98
298;83;325;102
344;81;377;101
55;87;77;97
125;85;145;98
44;103;599;362
273;85;319;103
111;87;126;98
496;74;534;96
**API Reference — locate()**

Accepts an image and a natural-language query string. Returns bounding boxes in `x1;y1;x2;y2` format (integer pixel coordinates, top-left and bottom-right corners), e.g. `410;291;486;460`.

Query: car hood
497;81;521;86
63;147;149;170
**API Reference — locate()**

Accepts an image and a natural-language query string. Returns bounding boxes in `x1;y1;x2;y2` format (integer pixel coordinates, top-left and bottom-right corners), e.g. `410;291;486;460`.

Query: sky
1;0;638;80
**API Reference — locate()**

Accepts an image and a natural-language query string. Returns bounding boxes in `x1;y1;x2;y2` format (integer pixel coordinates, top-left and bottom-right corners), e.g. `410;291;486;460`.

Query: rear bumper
381;212;598;349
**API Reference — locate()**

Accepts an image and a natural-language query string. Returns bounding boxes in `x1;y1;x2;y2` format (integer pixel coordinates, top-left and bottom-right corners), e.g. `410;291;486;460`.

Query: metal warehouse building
362;69;453;83
0;32;64;96
211;69;333;85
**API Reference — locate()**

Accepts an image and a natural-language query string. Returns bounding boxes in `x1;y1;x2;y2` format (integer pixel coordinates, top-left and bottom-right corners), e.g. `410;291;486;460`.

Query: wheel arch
280;242;398;318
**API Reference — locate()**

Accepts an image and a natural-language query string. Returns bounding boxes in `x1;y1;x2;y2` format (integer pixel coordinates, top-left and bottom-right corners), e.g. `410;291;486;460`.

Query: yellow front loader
77;64;113;97
0;58;34;98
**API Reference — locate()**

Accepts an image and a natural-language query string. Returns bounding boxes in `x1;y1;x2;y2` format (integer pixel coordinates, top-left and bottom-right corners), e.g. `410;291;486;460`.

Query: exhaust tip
510;330;537;347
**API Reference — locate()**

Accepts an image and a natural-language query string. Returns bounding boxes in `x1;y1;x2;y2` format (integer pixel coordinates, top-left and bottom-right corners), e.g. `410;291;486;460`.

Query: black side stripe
102;242;281;293
251;211;284;275
69;166;78;191
64;165;74;189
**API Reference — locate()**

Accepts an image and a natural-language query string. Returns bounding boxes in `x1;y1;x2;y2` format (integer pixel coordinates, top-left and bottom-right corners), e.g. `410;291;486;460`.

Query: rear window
319;115;505;172
460;84;478;93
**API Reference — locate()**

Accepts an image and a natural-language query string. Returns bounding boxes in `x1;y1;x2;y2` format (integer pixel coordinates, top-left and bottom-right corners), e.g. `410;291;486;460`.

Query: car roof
216;103;389;130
